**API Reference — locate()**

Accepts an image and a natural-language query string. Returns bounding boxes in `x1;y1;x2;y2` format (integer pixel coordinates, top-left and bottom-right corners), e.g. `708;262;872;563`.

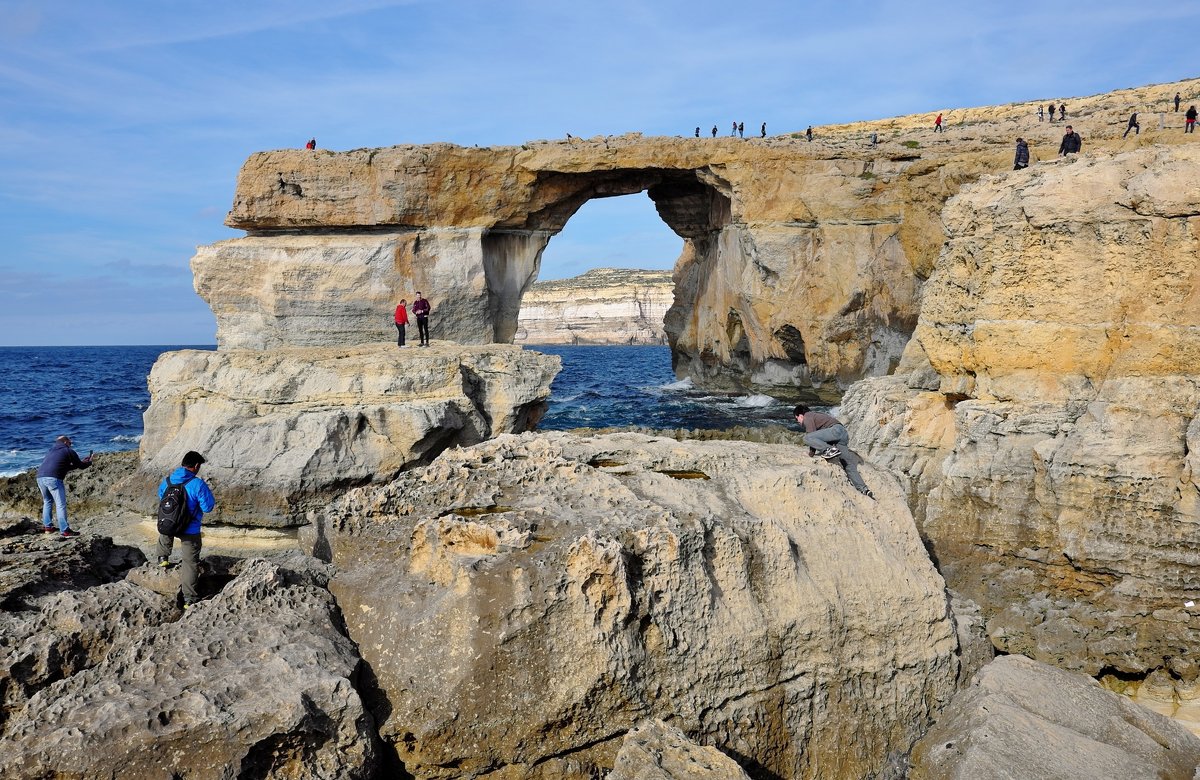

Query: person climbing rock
793;405;873;499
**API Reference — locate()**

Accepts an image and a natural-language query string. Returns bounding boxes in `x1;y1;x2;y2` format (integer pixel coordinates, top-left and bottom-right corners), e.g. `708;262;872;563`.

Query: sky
0;1;1196;346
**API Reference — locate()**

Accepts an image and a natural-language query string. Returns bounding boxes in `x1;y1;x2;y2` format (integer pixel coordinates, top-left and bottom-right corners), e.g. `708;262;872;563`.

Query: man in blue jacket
36;435;92;537
156;450;216;609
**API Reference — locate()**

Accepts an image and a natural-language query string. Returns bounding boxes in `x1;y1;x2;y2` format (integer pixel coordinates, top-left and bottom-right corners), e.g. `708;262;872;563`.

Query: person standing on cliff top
1059;104;1066;121
731;121;737;136
695;127;700;138
36;435;92;537
761;122;766;138
1124;112;1140;138
1038;105;1044;122
305;138;316;150
934;113;943;132
1175;92;1181;112
806;126;813;141
738;122;744;137
1058;125;1082;156
711;125;717;138
1013;138;1030;170
394;299;409;347
793;406;873;499
412;292;432;346
1186;106;1197;133
157;450;216;610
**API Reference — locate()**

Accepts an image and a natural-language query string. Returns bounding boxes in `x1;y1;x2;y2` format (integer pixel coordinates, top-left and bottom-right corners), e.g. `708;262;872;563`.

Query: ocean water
0;344;797;477
0;346;214;477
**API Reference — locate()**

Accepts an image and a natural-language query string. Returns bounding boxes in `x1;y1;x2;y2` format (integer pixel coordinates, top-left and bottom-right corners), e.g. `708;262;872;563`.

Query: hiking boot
818;447;842;459
60;529;81;538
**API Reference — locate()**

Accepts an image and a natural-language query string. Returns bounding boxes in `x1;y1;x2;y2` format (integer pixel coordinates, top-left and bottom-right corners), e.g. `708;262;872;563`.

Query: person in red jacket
411;292;431;346
394;299;409;347
934;113;943;132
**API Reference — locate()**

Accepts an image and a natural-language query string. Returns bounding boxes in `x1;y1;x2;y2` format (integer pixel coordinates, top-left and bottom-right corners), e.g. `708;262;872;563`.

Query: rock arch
205;135;943;393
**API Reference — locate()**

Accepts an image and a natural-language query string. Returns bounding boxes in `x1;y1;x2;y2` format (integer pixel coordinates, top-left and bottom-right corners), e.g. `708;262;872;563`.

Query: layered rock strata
135;343;559;526
909;655;1200;780
515;267;673;345
212;77;1200;394
842;145;1200;699
303;431;963;779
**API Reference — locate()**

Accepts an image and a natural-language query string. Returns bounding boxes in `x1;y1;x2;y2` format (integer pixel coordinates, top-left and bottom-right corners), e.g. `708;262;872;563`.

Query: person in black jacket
1187;106;1197;133
1013;138;1030;170
1123;112;1139;138
36;435;92;537
1058;126;1082;156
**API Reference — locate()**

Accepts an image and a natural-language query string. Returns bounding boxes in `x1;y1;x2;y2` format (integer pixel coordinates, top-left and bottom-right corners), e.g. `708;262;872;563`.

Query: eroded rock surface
0;559;378;780
909;655;1200;780
305;431;960;779
608;719;750;780
133;343;559;526
843;145;1200;691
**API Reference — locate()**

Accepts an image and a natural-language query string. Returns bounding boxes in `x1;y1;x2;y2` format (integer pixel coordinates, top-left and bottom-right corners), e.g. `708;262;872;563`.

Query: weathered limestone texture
134;343;559;526
909;655;1200;780
304;431;961;779
0;559;379;780
515;267;673;345
842;145;1200;695
608;719;750;780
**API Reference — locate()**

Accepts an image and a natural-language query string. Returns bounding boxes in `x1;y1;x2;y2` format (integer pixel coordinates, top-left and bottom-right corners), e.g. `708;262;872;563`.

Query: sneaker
818;447;842;459
158;557;171;568
42;525;56;534
60;529;81;538
859;487;875;500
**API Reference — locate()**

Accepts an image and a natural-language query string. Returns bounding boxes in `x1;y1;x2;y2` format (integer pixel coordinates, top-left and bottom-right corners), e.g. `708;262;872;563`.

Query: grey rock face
910;654;1200;780
608;719;750;780
132;343;560;527
306;431;961;779
0;559;378;780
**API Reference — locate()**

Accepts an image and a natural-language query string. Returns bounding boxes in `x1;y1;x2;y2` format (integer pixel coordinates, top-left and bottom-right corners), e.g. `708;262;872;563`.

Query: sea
0;344;799;477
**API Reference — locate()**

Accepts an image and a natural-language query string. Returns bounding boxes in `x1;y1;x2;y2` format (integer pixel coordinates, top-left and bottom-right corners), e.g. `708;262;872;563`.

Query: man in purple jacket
36;435;92;537
794;405;873;499
157;450;216;609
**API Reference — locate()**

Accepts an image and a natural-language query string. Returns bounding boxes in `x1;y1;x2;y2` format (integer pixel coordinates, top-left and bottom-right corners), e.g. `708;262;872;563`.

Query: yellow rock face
843;140;1200;695
212;77;1200;392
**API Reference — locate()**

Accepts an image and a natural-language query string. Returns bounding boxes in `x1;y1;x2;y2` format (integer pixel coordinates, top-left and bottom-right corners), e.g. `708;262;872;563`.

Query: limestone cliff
842;143;1200;707
514;267;672;345
209;76;1200;395
304;432;962;780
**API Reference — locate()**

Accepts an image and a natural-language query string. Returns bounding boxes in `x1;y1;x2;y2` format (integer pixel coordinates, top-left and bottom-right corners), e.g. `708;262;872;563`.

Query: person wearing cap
36;434;92;537
156;450;216;609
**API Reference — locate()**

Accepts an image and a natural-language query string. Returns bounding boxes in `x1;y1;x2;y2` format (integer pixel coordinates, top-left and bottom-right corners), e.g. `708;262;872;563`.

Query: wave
111;435;143;443
660;378;694;391
734;394;777;408
0;469;27;478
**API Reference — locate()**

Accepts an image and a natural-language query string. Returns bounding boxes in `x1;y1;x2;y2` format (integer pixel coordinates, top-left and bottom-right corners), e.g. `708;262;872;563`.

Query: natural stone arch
208;136;948;394
481;168;731;344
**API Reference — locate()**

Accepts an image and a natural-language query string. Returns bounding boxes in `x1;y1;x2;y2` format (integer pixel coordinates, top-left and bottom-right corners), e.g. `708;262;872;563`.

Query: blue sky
1;1;1196;345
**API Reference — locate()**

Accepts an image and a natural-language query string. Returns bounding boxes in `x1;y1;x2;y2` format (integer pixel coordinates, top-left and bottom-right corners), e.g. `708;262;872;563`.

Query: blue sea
0;344;796;477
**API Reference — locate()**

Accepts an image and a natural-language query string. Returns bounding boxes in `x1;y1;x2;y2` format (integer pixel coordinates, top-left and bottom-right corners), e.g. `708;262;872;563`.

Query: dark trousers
416;316;429;344
395;323;406;346
1123;124;1139;137
157;532;202;604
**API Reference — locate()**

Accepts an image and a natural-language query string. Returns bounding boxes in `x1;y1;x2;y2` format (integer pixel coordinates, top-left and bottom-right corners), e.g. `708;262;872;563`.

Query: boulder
608;719;750;780
305;431;961;779
132;343;559;526
909;655;1200;780
843;145;1200;690
0;559;378;779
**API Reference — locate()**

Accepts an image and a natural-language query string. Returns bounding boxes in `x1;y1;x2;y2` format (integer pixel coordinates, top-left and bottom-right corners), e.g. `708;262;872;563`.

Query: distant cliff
514;268;672;345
